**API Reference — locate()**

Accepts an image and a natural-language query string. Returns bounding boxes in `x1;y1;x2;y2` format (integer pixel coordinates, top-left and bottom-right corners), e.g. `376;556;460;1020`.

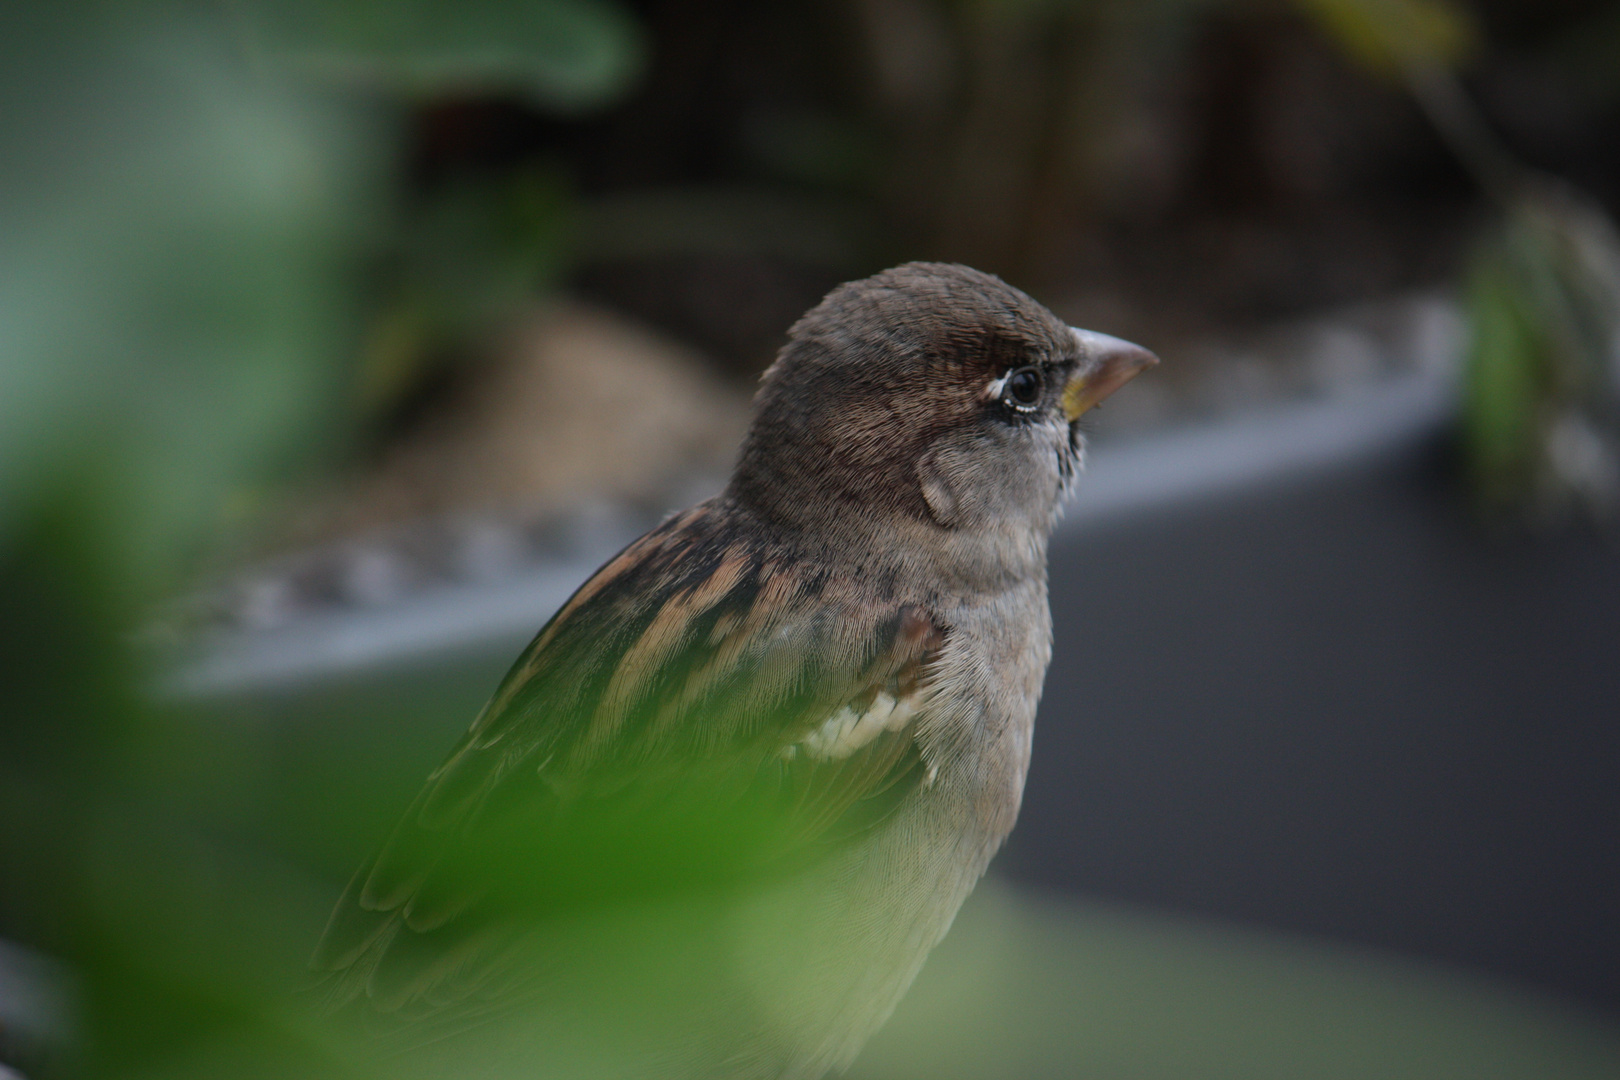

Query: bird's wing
311;500;946;1022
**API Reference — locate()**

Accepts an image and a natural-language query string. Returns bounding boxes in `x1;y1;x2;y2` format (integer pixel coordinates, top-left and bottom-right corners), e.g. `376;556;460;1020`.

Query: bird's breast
921;573;1052;836
737;575;1052;1076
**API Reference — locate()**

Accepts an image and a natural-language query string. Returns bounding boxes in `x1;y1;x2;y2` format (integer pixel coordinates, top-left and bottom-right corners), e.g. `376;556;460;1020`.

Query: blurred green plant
5;2;1620;1077
0;3;640;1077
243;0;642;114
0;9;375;594
0;5;379;1076
236;0;645;431
1460;189;1620;519
1294;0;1620;522
0;0;647;579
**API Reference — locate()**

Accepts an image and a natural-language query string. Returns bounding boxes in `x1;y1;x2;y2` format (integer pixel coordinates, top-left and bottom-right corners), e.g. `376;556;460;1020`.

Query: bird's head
728;263;1156;561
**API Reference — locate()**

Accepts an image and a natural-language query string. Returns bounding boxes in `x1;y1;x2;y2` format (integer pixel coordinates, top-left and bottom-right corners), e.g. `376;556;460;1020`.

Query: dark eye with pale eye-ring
1003;366;1044;411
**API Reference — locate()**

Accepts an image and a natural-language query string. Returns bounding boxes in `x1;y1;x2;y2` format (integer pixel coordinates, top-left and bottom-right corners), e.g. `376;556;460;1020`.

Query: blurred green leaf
0;9;380;591
0;7;384;1077
248;0;644;113
1462;189;1620;518
1294;0;1478;74
1463;242;1542;507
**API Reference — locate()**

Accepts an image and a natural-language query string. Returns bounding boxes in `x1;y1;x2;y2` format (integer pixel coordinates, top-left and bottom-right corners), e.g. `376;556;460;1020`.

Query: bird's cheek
917;446;961;529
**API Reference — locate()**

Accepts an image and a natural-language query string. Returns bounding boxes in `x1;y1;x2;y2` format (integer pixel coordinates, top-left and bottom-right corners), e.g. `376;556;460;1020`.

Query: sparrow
310;262;1156;1080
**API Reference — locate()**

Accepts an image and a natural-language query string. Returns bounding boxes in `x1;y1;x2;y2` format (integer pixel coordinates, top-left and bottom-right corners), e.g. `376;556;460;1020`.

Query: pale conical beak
1062;328;1159;420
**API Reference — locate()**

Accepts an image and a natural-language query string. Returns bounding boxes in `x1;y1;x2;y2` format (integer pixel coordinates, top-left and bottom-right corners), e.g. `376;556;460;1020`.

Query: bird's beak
1062;329;1159;421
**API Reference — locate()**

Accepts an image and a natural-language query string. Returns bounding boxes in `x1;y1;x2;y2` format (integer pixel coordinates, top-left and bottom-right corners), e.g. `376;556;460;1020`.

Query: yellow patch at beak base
1063;329;1159;420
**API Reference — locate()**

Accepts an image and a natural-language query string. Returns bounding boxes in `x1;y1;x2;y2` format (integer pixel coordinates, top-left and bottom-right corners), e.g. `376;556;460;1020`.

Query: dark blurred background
2;1;1619;1078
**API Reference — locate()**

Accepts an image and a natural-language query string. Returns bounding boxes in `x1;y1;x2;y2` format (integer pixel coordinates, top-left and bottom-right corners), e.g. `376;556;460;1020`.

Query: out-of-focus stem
1400;57;1532;207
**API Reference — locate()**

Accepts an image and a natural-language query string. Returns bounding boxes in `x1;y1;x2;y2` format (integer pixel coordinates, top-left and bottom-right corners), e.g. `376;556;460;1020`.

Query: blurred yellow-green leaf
1294;0;1479;73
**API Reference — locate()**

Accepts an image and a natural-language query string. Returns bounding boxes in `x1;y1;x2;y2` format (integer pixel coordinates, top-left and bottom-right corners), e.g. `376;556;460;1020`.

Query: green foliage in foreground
2;4;1618;1079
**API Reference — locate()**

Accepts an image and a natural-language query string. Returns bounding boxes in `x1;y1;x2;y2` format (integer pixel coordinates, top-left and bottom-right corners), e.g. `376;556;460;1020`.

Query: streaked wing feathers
311;501;945;1025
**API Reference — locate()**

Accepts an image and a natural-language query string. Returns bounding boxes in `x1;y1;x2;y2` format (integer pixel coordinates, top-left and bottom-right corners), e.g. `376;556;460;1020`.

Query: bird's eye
1003;366;1043;410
